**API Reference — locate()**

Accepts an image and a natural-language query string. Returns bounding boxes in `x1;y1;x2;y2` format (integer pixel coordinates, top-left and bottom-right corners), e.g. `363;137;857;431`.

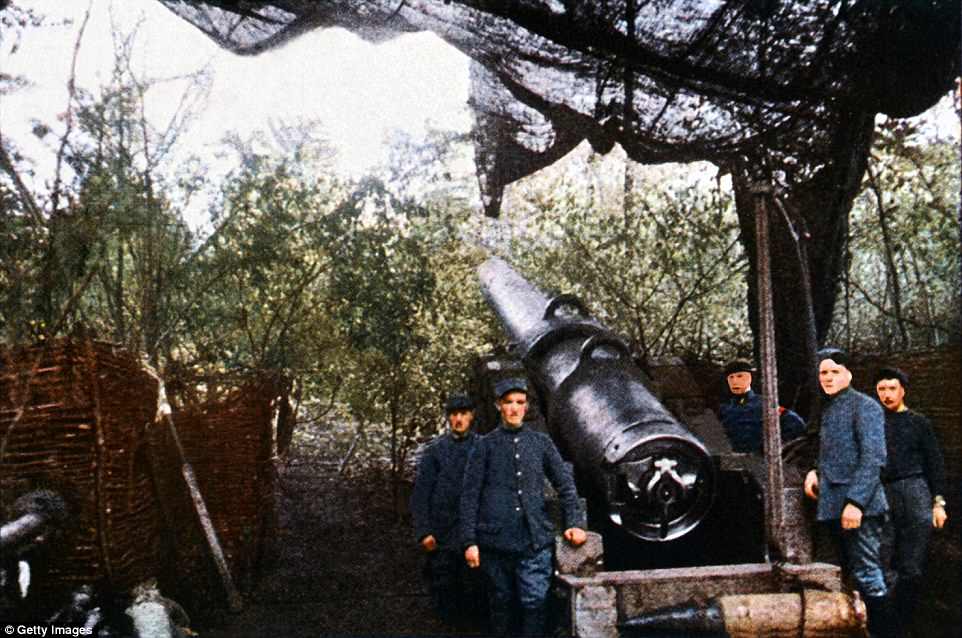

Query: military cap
724;359;755;376
873;366;909;389
445;393;475;413
816;347;851;368
494;377;527;399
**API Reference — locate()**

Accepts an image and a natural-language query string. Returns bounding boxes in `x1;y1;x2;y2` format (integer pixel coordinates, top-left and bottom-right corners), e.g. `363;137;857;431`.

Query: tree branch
848;277;952;334
0;144;45;227
50;0;93;215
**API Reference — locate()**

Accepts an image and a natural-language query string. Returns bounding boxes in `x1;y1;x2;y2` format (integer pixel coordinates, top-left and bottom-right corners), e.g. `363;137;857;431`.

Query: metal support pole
752;183;789;561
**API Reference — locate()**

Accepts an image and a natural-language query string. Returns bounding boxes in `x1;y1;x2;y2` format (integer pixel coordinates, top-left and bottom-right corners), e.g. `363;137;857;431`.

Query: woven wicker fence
0;338;162;598
149;374;277;606
1;338;278;612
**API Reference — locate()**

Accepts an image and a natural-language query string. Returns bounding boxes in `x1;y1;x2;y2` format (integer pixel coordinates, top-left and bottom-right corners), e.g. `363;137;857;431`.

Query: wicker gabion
0;338;162;598
149;374;277;604
1;338;278;613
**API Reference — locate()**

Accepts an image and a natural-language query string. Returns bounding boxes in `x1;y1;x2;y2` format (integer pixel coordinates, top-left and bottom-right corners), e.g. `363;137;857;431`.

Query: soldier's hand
841;503;863;530
803;470;819;500
420;535;437;552
564;527;587;546
933;505;947;529
465;545;480;568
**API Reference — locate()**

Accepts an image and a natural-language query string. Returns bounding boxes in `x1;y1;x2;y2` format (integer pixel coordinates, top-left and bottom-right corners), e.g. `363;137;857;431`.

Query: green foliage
501;151;750;364
314;178;499;473
831;110;961;352
0;23;211;361
326;180;435;364
183;137;344;376
0;27;495;477
0;188;42;341
3;17;957;484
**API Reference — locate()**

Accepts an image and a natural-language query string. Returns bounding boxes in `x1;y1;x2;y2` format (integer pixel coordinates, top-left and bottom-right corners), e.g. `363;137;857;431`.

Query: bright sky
2;0;472;190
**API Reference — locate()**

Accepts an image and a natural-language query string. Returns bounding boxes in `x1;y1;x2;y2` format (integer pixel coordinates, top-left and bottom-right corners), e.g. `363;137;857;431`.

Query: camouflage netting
0;339;163;597
157;0;959;212
156;0;960;414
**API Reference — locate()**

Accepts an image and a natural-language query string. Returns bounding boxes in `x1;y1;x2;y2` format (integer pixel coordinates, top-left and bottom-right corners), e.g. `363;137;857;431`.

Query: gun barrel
478;257;714;542
0;512;47;552
1;489;67;554
478;257;553;343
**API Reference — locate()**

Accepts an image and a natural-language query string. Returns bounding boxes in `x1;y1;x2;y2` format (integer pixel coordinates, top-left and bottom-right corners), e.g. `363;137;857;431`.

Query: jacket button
515;507;521;512
517;471;522;476
518;490;522;494
515;454;520;459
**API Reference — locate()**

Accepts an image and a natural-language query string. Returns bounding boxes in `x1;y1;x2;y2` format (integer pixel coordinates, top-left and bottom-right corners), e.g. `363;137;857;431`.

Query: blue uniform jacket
459;424;585;554
410;431;478;548
719;389;806;454
816;388;888;521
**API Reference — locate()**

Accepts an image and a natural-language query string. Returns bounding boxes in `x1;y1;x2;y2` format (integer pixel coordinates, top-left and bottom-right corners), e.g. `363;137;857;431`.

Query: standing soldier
410;393;479;627
803;348;895;638
874;366;947;637
719;358;806;454
460;378;587;637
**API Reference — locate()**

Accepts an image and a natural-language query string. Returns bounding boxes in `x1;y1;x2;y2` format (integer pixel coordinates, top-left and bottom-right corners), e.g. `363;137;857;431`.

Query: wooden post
162;411;244;612
751;183;790;562
145;367;244;613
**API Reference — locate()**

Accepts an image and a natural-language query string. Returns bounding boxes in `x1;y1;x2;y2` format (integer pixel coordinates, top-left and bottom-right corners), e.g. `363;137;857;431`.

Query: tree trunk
114;238;126;343
275;378;300;459
869;164;910;349
731;109;875;421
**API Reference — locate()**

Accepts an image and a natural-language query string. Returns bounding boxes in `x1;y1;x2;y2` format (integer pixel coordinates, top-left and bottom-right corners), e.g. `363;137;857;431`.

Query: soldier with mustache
874;366;947;637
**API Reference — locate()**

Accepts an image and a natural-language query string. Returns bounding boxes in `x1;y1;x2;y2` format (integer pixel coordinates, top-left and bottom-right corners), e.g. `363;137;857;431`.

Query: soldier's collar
825;386;851;401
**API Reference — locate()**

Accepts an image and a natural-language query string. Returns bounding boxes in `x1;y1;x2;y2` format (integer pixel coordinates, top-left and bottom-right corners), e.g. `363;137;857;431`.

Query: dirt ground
195;448;961;638
196;459;464;637
913;532;961;638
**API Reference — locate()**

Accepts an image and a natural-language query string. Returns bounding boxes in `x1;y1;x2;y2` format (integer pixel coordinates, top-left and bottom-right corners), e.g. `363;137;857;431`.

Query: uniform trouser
481;546;552;635
883;477;932;581
426;548;473;621
828;515;888;598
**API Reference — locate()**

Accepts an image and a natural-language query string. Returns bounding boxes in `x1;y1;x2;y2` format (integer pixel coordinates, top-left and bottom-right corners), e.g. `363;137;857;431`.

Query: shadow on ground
197;454;484;638
195;446;961;638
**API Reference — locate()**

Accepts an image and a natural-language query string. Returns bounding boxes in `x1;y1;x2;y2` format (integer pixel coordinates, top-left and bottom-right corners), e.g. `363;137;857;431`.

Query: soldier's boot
865;594;899;638
489;609;511;637
521;605;546;637
895;577;922;637
437;593;457;627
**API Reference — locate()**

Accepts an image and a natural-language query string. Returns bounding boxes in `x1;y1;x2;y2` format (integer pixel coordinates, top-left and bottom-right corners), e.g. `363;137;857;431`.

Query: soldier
718;358;806;454
460;378;587;637
874;366;947;636
410;392;479;626
803;348;895;638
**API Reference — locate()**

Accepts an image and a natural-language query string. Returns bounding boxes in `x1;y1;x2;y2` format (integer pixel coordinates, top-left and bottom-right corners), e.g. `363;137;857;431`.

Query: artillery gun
479;256;713;544
478;257;766;564
476;257;855;637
